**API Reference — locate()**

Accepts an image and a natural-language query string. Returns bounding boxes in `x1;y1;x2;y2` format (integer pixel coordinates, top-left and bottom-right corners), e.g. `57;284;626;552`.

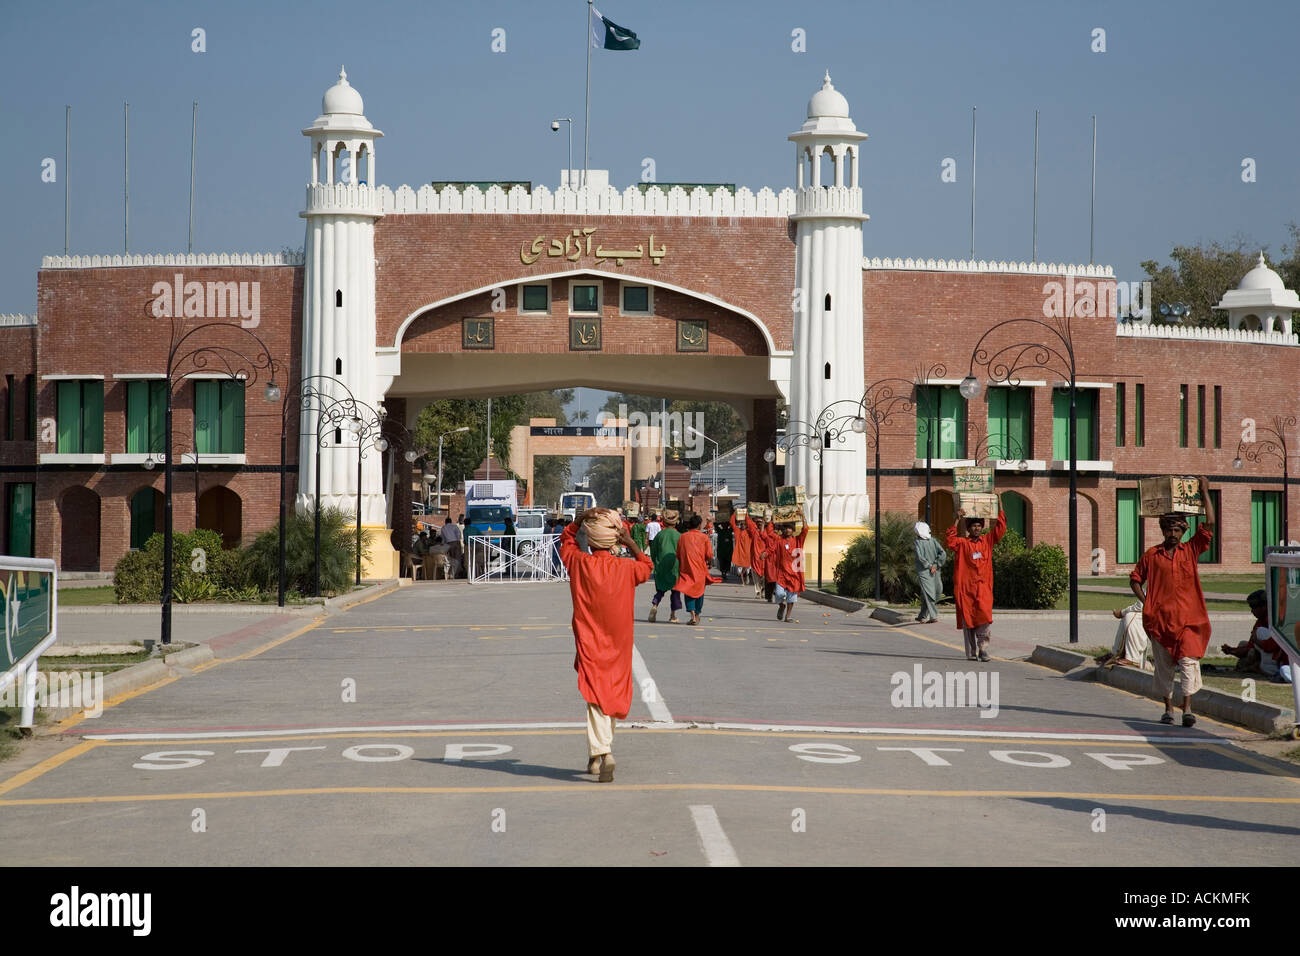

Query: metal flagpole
584;0;593;202
188;101;198;253
1089;115;1097;264
969;106;976;260
64;106;70;254
124;102;130;253
486;397;492;479
1032;109;1039;263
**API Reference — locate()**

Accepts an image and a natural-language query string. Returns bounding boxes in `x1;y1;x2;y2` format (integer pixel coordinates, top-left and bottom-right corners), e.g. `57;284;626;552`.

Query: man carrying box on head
946;506;1007;662
1129;476;1215;727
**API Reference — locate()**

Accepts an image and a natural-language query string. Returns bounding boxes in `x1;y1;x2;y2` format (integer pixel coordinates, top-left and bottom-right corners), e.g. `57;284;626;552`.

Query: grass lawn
57;586;119;606
1051;591;1244;613
1077;646;1296;711
1084;574;1264;596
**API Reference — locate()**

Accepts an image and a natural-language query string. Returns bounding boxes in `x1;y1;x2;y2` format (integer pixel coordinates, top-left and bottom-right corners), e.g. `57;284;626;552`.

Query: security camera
551;121;560;131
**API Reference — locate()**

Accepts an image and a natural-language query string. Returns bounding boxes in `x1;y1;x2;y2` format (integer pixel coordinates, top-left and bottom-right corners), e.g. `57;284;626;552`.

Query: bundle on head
583;508;623;550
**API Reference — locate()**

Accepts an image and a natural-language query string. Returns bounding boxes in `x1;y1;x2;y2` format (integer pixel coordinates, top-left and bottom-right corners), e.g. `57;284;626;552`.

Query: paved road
2;579;1297;866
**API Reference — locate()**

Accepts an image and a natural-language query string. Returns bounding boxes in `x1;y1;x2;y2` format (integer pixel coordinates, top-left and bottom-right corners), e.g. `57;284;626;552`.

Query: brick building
2;69;1297;576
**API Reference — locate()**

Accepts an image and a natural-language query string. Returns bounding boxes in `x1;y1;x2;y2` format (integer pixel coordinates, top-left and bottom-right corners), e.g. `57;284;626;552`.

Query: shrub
244;506;366;598
113;549;160;603
834;512;924;603
210;546;251;593
113;528;240;603
1003;543;1068;609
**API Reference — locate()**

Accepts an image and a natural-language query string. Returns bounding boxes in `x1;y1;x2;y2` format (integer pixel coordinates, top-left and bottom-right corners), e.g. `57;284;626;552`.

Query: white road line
80;721;1217;743
689;805;740;867
632;645;673;722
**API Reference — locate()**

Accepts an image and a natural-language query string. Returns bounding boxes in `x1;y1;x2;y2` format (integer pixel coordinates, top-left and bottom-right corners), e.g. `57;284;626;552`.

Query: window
520;284;550;313
1134;383;1144;447
987;387;1032;460
1182;490;1219;563
1115;382;1125;447
26;374;35;440
1251;491;1282;563
129;488;161;550
824;363;831;380
915;385;966;459
1196;385;1205;448
1213;386;1221;448
570;284;600;313
1052;389;1098;460
5;483;34;557
3;374;12;441
999;491;1028;542
335;290;342;307
194;380;245;454
621;285;650;314
1178;384;1188;448
1116;488;1141;564
56;380;104;454
125;380;166;454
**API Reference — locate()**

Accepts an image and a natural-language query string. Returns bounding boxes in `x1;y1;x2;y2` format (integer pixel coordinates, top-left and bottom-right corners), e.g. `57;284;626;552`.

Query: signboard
1265;548;1300;661
1;561;54;674
1138;476;1205;517
529;426;626;438
776;485;806;507
953;467;994;495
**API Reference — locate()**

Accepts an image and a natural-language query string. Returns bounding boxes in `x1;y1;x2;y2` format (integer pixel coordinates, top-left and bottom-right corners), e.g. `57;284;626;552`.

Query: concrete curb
1030;643;1294;734
324;579;400;611
803;589;866;613
163;645;215;670
39;659;173;722
60;603;320;616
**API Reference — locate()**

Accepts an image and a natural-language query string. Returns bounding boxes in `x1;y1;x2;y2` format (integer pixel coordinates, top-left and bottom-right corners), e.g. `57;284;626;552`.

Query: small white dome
323;66;364;115
807;71;849;119
1238;252;1285;292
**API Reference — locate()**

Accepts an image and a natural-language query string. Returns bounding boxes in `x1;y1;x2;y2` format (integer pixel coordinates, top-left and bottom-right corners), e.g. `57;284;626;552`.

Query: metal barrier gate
467;534;568;583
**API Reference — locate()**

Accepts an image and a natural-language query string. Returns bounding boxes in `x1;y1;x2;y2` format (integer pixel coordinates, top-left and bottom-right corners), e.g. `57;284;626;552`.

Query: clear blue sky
3;0;1297;319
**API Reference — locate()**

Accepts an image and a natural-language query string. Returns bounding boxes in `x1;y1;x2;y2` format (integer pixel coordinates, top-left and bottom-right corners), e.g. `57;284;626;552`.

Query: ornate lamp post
1234;415;1295;546
854;379;917;601
159;317;280;644
962;314;1081;643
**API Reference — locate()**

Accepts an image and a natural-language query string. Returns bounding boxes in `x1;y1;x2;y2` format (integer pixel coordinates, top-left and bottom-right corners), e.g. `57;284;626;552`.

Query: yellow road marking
3;784;1298;808
0;740;98;797
1203;744;1300;785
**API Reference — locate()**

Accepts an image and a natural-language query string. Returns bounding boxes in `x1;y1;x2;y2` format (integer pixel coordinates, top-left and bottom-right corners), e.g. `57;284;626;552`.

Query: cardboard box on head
1139;476;1205;517
955;492;1000;520
776;485;806;507
954;467;994;495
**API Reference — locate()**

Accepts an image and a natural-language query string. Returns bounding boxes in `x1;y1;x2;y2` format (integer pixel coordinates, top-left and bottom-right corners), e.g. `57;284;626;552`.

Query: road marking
689;804;741;866
0;741;98;797
632;646;673;722
3;785;1299;808
80;721;1225;744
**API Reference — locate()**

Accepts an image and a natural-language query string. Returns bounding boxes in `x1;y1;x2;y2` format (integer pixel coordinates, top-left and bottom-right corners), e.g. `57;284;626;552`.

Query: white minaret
786;73;869;528
298;68;387;529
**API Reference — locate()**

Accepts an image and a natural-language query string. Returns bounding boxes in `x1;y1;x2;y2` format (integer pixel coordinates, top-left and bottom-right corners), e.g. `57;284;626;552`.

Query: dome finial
1258;251;1267;268
339;65;348;85
824;70;832;86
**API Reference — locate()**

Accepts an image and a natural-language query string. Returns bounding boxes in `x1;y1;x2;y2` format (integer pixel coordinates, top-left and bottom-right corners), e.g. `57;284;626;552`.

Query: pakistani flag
591;7;640;50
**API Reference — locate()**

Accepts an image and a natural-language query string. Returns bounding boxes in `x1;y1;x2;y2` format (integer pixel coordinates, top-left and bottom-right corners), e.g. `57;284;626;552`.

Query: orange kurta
945;511;1006;629
674;528;715;598
774;528;809;593
1130;526;1213;660
759;527;779;581
560;522;653;718
731;514;753;567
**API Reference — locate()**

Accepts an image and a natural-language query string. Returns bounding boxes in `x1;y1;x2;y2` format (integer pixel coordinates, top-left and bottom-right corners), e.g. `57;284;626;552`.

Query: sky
3;0;1297;418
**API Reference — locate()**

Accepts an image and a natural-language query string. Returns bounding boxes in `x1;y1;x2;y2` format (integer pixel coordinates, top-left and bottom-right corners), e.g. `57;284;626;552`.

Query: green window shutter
149;381;166;453
221;380;245;454
1251;491;1281;563
1052;390;1068;460
937;386;965;458
1116;489;1138;564
129;489;157;550
1008;389;1031;459
987;389;1008;460
999;491;1027;541
57;382;80;453
82;381;103;453
915;386;932;459
1077;390;1096;460
195;382;218;454
8;483;35;557
1182;491;1219;563
1133;384;1144;447
126;381;145;454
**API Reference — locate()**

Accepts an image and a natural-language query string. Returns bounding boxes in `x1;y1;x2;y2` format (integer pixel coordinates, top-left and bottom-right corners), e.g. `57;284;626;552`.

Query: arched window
818;146;834;188
335;358;343;375
336;290;343;308
198;486;243;550
824;293;832;311
824;362;831;380
60;486;101;571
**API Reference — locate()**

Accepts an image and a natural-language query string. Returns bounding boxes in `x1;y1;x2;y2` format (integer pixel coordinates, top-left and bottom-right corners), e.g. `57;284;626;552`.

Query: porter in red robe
945;511;1006;628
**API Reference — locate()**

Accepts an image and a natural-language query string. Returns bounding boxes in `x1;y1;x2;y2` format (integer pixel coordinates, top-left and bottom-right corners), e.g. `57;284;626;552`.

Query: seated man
1222;589;1293;683
1099;599;1150;669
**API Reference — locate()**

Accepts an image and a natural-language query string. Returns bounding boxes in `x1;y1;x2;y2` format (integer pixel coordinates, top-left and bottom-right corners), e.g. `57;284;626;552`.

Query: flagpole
124;102;130;253
584;0;592;210
1089;114;1097;265
64;105;70;255
188;101;198;254
969;106;976;260
1032;109;1039;263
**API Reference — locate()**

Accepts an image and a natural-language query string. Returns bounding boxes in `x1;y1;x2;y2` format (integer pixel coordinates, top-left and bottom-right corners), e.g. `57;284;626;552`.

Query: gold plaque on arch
570;316;601;351
463;317;494;349
677;319;708;352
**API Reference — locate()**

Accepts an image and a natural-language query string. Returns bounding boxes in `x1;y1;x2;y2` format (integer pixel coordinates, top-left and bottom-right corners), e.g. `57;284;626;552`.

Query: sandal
1182;713;1196;728
1160;712;1175;725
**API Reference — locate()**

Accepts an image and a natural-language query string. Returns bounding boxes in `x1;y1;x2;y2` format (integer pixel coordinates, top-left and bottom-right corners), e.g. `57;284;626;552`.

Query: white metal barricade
467;534;568;583
0;556;58;729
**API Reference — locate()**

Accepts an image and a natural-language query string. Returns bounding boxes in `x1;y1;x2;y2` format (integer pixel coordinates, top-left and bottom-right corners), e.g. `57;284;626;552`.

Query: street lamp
552;117;573;186
437;426;472;517
856;379;921;601
685;425;719;515
158;315;280;645
965;314;1081;643
1235;415;1295;545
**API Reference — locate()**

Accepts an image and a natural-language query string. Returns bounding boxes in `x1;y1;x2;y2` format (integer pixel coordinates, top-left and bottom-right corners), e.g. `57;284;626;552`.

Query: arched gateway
296;69;870;577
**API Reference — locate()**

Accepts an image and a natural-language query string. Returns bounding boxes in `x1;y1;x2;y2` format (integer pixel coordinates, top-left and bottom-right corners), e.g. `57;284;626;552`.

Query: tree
587;456;625;507
599;393;748;470
1140;225;1300;328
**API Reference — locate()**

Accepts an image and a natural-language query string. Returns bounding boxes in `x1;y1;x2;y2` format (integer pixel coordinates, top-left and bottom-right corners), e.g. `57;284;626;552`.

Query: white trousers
586;703;614;757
